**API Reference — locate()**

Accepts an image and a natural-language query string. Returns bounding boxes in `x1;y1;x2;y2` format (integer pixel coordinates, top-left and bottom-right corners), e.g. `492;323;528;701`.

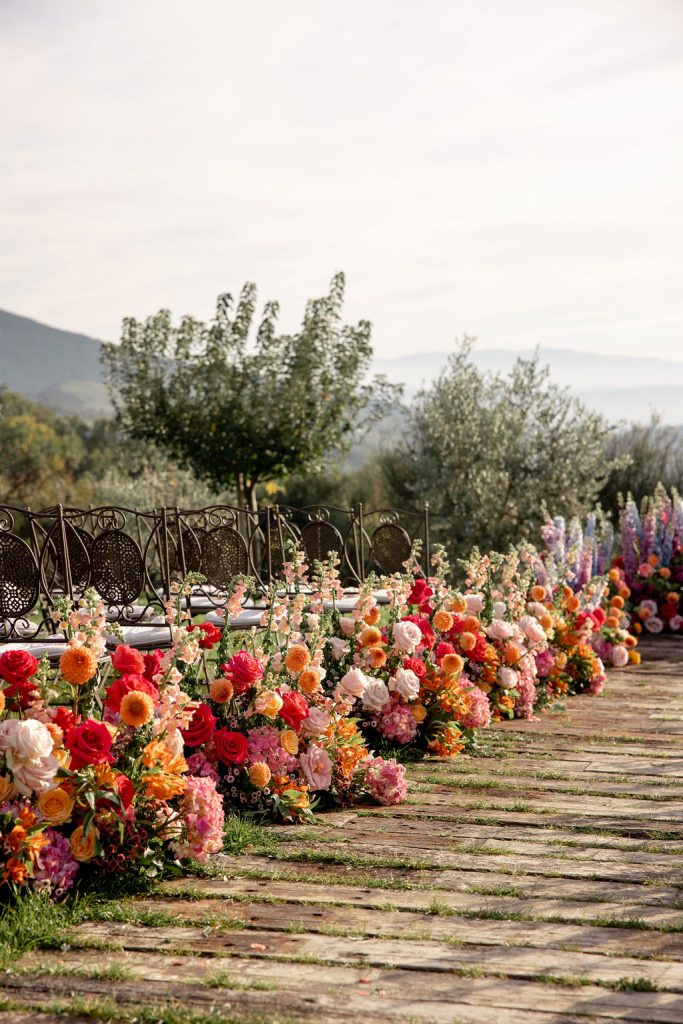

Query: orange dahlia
284;644;311;674
298;668;321;694
210;678;235;703
432;609;454;633
366;647;387;670
120;690;154;727
358;626;383;648
248;762;272;788
59;645;98;685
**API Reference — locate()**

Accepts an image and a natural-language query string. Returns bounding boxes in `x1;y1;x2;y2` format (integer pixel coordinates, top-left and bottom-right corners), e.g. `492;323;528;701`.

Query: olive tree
399;341;623;559
102;274;400;509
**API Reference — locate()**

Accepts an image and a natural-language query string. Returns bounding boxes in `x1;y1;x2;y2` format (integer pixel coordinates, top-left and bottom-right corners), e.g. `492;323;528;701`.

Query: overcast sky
1;0;682;360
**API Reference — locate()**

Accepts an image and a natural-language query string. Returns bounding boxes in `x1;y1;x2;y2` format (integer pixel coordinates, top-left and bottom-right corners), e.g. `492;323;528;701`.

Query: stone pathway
4;636;683;1023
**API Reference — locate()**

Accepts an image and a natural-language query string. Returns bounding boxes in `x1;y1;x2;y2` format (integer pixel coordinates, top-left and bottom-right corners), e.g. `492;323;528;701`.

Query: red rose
403;656;427;678
142;650;164;682
181;703;217;747
279;691;310;731
105;673;158;712
407;578;434;613
2;677;41;710
467;636;488;663
188;621;222;650
52;706;81;732
402;614;436;650
434;642;455;663
591;608;607;627
66;719;114;769
222;651;263;694
115;773;135;808
214;728;249;765
111;645;145;675
0;649;38;687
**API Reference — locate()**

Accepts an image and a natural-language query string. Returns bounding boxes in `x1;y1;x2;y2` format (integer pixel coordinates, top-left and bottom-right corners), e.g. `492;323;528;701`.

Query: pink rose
300;707;331;737
392;620;422;654
299;745;332;791
334;667;367;702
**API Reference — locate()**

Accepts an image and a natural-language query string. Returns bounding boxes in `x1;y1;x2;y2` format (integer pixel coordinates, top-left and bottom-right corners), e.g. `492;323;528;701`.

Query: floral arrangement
618;486;683;634
0;584;225;896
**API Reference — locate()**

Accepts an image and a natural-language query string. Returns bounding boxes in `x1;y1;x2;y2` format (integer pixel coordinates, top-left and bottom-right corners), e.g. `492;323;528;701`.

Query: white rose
670;615;683;632
492;601;507;619
0;719;53;761
611;645;629;668
498;666;518;690
362;679;391;713
10;754;59;797
645;615;664;634
486;619;514;641
329;637;349;660
300;707;331;737
520;616;547;645
392;620;422;653
465;594;484;614
389;667;420;702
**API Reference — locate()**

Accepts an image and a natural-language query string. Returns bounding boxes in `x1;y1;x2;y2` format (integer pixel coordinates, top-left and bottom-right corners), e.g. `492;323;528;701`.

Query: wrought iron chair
358;503;431;580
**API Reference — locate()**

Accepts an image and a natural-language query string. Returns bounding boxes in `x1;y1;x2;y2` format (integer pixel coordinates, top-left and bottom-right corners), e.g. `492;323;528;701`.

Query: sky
1;0;682;360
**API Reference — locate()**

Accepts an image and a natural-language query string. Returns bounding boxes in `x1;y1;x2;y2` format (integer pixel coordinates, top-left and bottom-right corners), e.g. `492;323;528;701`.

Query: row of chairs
0;502;430;650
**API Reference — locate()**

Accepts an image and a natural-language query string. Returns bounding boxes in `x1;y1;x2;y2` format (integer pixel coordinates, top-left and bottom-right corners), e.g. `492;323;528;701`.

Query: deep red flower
221;651;263;694
105;673;158;712
66;719;115;769
434;642;456;662
52;706;81;732
188;621;222;650
181;703;217;747
407;577;434;613
142;649;164;682
467;636;488;663
214;728;249;765
402;656;427;679
0;649;38;687
591;608;607;627
111;645;146;675
279;691;310;730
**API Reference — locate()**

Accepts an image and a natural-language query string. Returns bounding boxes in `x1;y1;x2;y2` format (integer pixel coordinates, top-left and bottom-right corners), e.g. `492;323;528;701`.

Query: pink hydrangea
186;751;220;784
372;702;418;744
514;660;538;720
247;725;299;775
172;775;225;862
459;685;492;730
364;757;408;805
33;828;79;896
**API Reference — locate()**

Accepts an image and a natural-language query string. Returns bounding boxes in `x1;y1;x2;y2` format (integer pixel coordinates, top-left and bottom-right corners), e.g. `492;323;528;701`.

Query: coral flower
279;729;299;755
0;691;5;716
449;595;467;614
411;703;427;723
565;595;581;613
530;585;546;602
119;690;155;727
363;606;381;626
610;595;624;610
432;609;454;633
60;645;98;686
366;647;387;670
441;653;464;676
37;787;74;825
69;824;98;862
605;616;620;629
460;631;477;653
503;644;522;666
462;615;480;634
209;678;235;703
284;644;311;674
358;626;383;648
248;762;272;787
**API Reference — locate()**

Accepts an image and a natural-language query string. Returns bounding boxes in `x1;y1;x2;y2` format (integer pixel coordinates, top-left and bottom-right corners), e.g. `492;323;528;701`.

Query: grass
223;813;277;856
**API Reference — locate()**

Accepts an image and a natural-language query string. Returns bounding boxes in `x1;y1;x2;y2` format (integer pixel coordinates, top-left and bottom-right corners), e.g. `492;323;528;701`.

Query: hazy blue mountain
0;308;110;420
1;308;682;424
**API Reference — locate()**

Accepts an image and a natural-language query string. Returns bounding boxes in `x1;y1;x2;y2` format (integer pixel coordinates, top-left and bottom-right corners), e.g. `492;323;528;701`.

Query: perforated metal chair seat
204;609;265;630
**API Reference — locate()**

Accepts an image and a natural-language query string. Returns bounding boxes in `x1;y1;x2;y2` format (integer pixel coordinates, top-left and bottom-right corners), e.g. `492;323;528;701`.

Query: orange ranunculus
70;824;98;862
284;645;311;675
629;650;642;665
667;592;680;605
530;585;546;602
639;607;652;620
358;626;383;648
620;586;631;599
119;690;155;728
648;553;659;566
449;595;467;614
298;669;321;694
37;787;74;825
462;615;480;634
610;595;624;610
565;595;580;614
605;616;620;629
432;609;454;633
503;644;521;666
248;762;272;788
144;771;186;800
625;634;637;648
608;568;620;582
59;645;99;686
210;678;235;703
660;567;671;580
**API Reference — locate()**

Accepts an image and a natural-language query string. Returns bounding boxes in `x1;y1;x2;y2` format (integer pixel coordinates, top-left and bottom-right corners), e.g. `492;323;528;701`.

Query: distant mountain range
1;307;682;424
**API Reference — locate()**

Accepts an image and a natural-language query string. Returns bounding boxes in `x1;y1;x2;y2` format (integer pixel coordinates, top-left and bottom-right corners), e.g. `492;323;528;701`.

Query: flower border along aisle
0;537;639;897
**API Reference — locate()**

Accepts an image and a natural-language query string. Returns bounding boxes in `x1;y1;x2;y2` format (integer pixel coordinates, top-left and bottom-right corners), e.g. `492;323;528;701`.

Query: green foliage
396;341;622;561
599;415;683;516
102;273;401;508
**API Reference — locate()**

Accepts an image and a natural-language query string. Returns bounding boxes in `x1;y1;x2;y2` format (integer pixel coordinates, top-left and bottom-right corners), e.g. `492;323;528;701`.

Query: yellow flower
119;690;155;727
142;740;187;774
253;690;283;718
70;824;98;862
37;787;74;825
280;729;299;755
411;703;427;723
248;762;272;788
59;645;98;686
